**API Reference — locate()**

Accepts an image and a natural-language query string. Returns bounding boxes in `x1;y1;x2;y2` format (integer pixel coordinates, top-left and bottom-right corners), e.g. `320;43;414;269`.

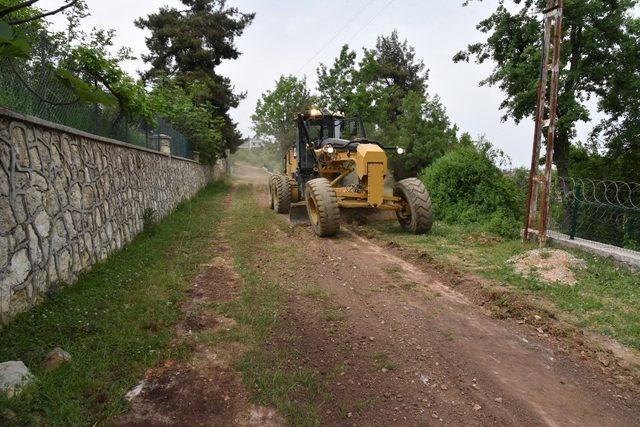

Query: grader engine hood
355;144;387;207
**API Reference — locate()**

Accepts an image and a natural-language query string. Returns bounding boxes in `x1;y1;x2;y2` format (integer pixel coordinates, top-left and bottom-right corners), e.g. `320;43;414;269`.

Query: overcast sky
40;0;599;167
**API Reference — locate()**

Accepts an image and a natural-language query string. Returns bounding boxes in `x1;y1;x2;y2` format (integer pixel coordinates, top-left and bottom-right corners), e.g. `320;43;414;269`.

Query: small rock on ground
125;380;146;401
43;347;72;371
0;361;33;398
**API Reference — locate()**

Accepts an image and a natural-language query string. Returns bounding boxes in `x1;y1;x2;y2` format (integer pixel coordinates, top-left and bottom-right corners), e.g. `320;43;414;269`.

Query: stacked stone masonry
0;108;222;322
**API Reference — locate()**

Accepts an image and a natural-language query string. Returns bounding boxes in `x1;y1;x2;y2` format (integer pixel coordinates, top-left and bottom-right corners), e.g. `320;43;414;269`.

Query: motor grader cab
269;108;433;237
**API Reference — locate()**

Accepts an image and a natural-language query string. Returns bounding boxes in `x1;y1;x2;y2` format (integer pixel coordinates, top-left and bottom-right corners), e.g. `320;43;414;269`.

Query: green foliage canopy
316;44;357;114
0;1;251;164
135;0;255;152
251;75;316;154
358;30;428;125
314;33;458;178
420;143;521;237
149;79;224;162
393;91;460;179
454;0;640;181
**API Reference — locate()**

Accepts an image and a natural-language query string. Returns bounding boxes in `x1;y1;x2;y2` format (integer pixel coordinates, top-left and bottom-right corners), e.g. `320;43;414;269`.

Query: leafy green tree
252;75;316;154
136;0;255;152
149;79;224;162
357;30;428;125
454;0;640;181
392;91;460;179
1;1;130;108
65;46;150;122
316;34;461;178
0;0;80;59
315;43;386;132
316;44;357;114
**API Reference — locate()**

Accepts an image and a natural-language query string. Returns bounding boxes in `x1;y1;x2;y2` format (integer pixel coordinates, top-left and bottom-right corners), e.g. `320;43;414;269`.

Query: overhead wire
294;0;377;76
247;0;400;136
343;0;398;48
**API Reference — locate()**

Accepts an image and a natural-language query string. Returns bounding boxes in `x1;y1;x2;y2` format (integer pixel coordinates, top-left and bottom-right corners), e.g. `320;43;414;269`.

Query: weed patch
0;182;229;425
301;287;331;301
370;352;397;372
216;185;326;426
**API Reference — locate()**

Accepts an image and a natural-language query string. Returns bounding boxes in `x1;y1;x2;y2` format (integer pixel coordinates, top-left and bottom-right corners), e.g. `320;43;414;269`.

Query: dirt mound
508;249;587;286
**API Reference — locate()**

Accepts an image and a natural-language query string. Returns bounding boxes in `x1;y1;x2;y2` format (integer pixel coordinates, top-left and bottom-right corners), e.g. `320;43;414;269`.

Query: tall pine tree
136;0;254;151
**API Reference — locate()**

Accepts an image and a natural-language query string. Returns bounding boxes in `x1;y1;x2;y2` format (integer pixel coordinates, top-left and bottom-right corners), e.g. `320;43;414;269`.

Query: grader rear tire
273;175;291;214
305;178;340;237
394;178;433;234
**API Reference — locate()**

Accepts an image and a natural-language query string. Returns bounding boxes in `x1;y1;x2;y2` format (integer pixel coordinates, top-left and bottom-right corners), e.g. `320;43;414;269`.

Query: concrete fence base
526;229;640;270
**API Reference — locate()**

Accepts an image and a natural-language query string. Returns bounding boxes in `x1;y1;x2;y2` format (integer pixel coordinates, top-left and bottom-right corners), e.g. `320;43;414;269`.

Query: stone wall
0;108;223;322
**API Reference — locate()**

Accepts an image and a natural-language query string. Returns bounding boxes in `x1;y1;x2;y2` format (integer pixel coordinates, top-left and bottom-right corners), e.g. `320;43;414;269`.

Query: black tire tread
395;178;434;234
268;175;276;209
274;174;291;214
306;178;340;237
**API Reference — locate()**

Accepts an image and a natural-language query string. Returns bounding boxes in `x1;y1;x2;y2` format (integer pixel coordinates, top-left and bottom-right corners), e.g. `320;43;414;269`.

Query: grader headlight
396;147;405;155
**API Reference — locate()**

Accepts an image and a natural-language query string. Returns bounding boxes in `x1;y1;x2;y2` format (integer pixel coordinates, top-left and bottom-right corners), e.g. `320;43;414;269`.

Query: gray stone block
0;361;33;398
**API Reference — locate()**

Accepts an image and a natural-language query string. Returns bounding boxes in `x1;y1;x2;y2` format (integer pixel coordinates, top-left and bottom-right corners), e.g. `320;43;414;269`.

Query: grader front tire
273;175;291;214
394;178;433;235
305;178;340;237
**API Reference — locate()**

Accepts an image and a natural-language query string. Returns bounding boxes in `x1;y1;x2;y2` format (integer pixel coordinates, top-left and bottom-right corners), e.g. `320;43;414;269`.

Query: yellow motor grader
269;108;433;237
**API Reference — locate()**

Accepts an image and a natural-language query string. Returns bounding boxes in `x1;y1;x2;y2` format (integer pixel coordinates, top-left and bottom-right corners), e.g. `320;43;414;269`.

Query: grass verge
362;221;640;353
0;182;228;426
205;185;326;426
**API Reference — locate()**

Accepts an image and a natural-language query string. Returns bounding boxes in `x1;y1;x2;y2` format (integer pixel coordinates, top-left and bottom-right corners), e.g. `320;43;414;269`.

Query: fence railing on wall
0;58;195;160
549;177;640;251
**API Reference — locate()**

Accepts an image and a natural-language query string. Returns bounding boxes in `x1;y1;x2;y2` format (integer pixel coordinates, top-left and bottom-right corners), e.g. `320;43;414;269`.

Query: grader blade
340;208;396;225
289;202;310;226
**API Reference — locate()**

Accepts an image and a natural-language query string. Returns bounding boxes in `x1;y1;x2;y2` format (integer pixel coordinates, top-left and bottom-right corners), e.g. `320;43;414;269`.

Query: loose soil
508;249;587;286
264;226;640;426
116;164;640;426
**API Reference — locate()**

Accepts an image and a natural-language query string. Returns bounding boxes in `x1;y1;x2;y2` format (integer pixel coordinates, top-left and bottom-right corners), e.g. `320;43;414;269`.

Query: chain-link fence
0;56;195;160
548;177;640;251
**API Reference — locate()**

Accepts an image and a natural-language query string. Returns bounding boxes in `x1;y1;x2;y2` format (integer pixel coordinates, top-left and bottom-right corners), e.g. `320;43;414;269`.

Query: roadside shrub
420;145;520;237
507;167;530;214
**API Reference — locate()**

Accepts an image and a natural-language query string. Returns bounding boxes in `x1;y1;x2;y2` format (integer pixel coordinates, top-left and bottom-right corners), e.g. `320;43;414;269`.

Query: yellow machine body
272;109;434;237
284;142;401;211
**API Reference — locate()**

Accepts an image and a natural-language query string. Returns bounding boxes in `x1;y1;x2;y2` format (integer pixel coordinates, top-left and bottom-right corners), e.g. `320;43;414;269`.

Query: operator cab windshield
306;116;366;143
307;120;323;141
335;118;366;140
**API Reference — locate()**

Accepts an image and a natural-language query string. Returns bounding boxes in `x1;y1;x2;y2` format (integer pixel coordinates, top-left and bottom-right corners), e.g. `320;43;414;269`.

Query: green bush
420;145;521;237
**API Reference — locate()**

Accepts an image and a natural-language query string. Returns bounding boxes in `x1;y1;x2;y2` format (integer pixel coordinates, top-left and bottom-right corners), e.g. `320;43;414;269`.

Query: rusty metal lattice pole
523;0;564;246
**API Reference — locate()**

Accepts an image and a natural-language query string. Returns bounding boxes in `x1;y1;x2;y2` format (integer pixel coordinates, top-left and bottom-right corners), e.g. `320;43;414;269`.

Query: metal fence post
570;183;582;240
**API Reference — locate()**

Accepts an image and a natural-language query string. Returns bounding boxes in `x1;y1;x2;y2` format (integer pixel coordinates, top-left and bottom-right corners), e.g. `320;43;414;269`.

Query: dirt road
119;163;639;426
233;163;639;426
231;162;270;185
268;226;639;426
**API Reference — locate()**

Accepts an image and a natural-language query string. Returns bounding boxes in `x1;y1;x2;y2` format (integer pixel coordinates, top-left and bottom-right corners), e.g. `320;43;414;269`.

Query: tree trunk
553;128;570;181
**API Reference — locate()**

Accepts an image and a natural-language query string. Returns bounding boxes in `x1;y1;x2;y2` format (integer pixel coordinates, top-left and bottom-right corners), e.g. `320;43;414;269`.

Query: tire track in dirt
255;189;640;426
112;186;284;427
